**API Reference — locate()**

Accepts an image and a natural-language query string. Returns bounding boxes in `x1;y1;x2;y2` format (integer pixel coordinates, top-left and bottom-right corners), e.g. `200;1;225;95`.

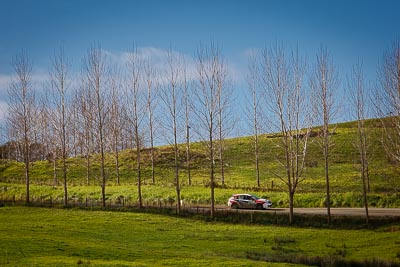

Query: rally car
227;193;272;210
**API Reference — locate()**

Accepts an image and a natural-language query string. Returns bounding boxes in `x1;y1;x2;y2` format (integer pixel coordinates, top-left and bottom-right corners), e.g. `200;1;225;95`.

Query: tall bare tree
183;63;192;186
7;51;37;204
261;45;312;224
126;46;144;208
215;56;232;186
246;52;262;187
375;40;400;192
160;49;183;213
69;90;81;158
109;68;123;185
49;46;71;205
35;99;50;162
310;46;339;224
74;83;95;185
144;58;157;185
192;42;227;218
349;62;370;224
83;45;109;207
41;98;59;186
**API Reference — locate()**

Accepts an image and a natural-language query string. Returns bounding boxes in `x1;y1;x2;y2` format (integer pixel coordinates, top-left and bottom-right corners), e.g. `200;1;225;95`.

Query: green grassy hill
0;119;399;207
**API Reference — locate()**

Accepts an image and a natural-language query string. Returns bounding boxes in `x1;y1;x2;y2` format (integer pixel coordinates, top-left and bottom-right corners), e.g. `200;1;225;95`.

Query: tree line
2;40;400;223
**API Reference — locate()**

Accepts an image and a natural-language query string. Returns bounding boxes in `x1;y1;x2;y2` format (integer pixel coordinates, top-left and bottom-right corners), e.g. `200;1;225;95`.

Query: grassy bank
1;206;399;266
0;119;399;209
1;183;399;208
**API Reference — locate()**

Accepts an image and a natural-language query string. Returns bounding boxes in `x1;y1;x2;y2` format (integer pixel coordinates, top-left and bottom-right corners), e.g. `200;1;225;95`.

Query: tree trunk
53;154;58;187
255;133;260;187
115;141;120;185
254;126;260;187
99;118;106;208
63;156;68;206
86;154;90;186
324;151;331;224
360;120;369;225
150;128;155;185
324;105;331;224
186;126;191;186
362;166;369;225
210;122;215;219
289;191;294;224
25;159;30;204
136;137;142;208
219;139;225;186
174;115;181;213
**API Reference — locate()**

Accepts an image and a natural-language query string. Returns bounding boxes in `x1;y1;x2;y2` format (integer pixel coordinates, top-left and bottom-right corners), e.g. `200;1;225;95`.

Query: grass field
0;206;399;266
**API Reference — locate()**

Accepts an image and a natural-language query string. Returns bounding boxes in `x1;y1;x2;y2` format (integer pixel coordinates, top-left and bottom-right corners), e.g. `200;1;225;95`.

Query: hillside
0;118;399;208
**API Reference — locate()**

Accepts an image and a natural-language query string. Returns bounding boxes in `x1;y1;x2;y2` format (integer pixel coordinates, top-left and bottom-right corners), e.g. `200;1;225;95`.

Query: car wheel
231;203;239;209
256;204;263;210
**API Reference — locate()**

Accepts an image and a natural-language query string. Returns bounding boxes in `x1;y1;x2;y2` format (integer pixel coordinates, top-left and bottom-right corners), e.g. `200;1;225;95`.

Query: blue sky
0;0;399;123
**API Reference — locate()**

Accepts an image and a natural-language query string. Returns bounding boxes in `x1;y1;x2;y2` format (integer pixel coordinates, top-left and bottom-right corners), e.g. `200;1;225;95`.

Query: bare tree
215;56;232;186
109;68;123;185
160;49;183;213
261;44;312;224
69;90;80;157
349;62;370;224
144;58;157;185
74;83;95;185
126;46;144;208
49;46;71;205
83;45;109;208
42;97;59;187
183;62;192;186
375;40;400;192
7;51;37;204
310;46;339;224
35;99;50;162
246;52;262;187
192;42;226;218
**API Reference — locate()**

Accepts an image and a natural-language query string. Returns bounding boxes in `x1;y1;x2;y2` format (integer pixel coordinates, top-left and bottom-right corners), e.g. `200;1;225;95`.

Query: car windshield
251;195;260;200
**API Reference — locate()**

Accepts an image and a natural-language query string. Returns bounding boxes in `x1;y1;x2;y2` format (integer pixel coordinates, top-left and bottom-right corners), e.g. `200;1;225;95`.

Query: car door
248;195;257;209
242;195;253;208
236;195;246;208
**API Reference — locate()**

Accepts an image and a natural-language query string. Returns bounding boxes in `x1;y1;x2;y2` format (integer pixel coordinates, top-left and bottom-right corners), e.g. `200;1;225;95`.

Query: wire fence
0;194;216;214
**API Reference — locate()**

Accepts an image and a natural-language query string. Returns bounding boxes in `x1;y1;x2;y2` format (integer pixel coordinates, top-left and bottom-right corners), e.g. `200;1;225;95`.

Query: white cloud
242;47;261;59
0;100;8;122
105;47;197;86
1;46;244;96
0;74;12;93
0;72;49;92
113;46;248;89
